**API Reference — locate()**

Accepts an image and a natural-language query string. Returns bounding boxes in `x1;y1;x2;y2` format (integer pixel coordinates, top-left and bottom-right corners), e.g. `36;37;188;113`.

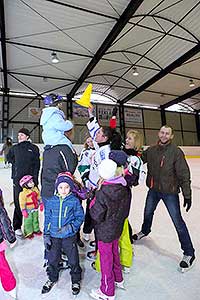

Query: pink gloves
39;203;44;212
22;209;28;218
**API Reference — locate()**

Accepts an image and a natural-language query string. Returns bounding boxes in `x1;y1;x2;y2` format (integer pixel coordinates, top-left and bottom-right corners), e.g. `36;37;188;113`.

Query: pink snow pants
98;239;123;297
0;250;16;292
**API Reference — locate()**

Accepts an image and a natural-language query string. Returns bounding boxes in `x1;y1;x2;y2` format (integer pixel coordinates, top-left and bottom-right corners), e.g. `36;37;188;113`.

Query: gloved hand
112;106;118;117
43;234;52;251
39;202;44;212
57;224;72;235
183;198;192;212
22;209;28;218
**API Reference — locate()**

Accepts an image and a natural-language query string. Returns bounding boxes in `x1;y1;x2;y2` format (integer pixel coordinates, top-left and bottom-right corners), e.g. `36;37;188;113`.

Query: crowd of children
1;92;194;300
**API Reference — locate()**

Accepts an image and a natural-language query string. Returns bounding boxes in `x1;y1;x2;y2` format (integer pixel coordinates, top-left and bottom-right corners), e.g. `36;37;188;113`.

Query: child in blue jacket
41;172;84;296
40;93;74;149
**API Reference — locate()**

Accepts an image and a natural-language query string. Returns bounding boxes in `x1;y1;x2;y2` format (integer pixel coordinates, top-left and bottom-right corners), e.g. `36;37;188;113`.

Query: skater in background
0;188;17;300
42;172;84;296
19;175;44;239
90;159;131;300
133;125;195;272
78;136;95;242
85;106;122;260
0;137;13;168
7;128;40;239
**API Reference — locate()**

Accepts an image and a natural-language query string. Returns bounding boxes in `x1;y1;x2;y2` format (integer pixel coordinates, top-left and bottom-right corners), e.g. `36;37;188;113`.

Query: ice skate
15;229;24;239
72;282;80;296
122;266;130;273
7;287;17;299
115;280;125;290
41;279;56;294
90;288;115;300
132;231;146;241
178;255;195;273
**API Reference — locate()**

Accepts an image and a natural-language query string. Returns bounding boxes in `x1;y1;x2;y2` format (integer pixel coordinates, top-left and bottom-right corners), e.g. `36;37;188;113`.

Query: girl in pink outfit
0;188;17;299
89;157;131;300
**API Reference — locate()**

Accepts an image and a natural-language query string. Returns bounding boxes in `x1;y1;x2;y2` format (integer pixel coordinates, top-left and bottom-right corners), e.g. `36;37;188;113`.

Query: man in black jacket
7;128;40;238
133;125;195;272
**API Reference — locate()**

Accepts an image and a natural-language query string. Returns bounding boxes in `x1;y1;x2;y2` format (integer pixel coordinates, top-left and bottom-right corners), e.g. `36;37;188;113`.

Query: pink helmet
19;175;33;187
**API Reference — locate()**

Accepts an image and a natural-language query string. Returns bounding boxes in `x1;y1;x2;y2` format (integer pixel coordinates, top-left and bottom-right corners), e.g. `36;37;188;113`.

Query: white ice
0;159;200;300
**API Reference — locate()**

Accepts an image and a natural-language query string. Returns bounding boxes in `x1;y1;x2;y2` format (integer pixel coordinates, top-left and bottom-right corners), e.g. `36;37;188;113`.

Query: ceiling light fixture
189;79;195;88
51;51;59;64
132;67;139;76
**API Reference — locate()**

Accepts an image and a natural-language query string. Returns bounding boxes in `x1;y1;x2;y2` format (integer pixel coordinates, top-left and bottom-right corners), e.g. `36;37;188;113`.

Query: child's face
27;179;34;188
57;182;71;198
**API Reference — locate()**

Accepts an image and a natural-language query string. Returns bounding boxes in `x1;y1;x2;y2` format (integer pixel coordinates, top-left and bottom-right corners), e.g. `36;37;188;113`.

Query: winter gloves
183;198;192;212
22;209;28;218
44;234;52;251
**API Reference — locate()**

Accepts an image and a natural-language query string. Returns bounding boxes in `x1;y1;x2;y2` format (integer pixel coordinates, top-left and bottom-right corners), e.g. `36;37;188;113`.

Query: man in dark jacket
7;128;40;238
133;125;195;272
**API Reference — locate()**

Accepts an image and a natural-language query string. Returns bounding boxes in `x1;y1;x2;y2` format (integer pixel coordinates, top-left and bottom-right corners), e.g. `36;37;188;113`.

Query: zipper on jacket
64;206;68;218
59;197;63;230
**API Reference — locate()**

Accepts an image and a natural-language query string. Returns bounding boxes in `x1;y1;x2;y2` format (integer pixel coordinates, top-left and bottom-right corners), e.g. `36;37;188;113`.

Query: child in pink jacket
0;188;17;299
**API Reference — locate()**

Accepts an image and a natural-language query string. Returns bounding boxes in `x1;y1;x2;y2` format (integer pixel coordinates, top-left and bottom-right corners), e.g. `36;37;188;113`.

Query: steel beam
0;0;8;90
161;86;200;109
68;0;144;99
121;42;200;104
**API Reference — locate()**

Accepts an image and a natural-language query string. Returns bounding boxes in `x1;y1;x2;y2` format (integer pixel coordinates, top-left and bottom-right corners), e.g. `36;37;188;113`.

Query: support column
195;112;200;144
119;103;125;141
66;94;73;119
2;88;9;142
160;107;166;125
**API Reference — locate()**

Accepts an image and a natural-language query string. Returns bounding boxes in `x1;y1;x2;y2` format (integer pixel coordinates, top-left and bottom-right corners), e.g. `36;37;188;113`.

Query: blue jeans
141;189;195;256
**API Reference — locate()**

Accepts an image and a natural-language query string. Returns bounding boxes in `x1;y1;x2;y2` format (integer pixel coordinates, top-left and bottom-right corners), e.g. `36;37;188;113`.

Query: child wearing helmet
0;188;17;299
40;93;74;149
19;175;44;239
41;172;84;296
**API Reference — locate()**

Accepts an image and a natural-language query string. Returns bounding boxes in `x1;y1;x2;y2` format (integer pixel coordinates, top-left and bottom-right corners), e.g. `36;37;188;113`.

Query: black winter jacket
41;144;78;198
90;182;131;243
142;142;191;198
7;141;40;186
0;201;16;244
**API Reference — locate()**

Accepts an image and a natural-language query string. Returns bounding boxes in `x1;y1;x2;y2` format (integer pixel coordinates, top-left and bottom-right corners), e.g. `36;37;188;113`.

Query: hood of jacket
40;107;65;126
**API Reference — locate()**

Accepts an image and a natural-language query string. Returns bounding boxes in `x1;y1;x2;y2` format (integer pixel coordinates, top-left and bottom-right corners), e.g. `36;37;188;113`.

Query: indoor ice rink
1;0;200;300
0;153;199;300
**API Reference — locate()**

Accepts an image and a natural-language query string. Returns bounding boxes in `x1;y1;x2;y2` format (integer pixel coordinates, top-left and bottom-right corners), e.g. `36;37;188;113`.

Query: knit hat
109;150;128;167
55;172;75;192
18;128;30;137
98;159;117;180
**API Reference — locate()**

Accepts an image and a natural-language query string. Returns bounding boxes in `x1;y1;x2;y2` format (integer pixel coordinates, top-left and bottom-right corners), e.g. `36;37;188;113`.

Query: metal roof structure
1;0;200;112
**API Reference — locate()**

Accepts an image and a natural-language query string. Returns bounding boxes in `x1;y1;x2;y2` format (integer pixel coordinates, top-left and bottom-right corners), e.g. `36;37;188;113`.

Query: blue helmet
43;93;63;106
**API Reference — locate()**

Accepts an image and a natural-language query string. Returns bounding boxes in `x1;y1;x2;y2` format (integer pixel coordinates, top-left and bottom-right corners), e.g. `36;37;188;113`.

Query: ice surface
0;159;199;300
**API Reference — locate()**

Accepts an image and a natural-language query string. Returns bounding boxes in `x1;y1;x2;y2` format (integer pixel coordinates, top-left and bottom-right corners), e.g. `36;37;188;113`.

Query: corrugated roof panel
180;5;200;40
63;21;116;53
152;0;198;22
23;0;116;30
109;24;161;52
5;0;56;38
149;73;193;95
90;59;130;76
122;67;159;87
51;0;129;18
147;35;194;68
